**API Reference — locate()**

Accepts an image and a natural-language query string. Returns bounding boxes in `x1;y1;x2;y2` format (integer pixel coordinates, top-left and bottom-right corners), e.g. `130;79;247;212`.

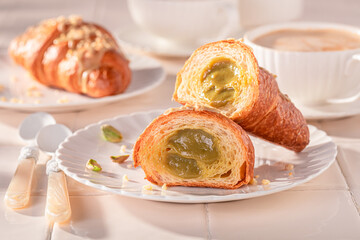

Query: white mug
127;0;239;46
244;22;360;106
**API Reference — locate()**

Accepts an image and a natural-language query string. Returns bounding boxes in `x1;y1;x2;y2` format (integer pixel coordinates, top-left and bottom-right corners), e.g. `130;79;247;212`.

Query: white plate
0;52;165;112
56;110;337;203
116;25;198;57
297;100;360;120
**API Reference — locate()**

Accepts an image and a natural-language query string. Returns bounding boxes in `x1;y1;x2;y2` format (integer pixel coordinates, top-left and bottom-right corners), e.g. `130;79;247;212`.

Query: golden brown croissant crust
9;16;131;98
133;109;254;189
174;39;309;152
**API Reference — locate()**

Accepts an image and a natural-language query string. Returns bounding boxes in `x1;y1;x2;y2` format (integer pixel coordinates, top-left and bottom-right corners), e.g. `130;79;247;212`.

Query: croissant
9;16;131;98
133;109;254;189
173;39;309;152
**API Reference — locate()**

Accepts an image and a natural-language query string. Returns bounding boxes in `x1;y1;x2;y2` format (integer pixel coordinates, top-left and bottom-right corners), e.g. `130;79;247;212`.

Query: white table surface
0;0;360;239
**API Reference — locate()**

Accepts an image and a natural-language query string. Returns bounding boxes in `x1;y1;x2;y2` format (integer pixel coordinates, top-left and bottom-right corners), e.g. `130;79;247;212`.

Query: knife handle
4;158;36;209
45;171;71;223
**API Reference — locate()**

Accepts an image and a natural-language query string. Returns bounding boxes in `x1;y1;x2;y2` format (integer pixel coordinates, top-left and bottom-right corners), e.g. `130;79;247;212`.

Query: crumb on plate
249;178;258;185
27;85;38;91
32;91;43;97
262;179;271;185
284;163;294;171
57;96;70;104
120;145;127;153
10;98;23;104
142;184;153;191
122;174;129;182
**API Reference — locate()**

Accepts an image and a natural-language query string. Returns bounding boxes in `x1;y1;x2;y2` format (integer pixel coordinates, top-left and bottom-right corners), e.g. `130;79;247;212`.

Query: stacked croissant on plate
134;39;309;189
9;16;131;98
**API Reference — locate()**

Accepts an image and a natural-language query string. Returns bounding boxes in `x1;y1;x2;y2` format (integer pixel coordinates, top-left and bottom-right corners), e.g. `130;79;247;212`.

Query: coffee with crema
253;29;360;52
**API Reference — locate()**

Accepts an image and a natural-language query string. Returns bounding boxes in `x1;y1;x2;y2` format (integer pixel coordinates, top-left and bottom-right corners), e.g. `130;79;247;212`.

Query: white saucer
296;99;360;120
116;25;201;57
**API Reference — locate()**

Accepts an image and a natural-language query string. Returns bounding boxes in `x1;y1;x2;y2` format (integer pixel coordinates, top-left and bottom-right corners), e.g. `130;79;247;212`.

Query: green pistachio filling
164;128;219;179
165;153;201;179
202;59;239;107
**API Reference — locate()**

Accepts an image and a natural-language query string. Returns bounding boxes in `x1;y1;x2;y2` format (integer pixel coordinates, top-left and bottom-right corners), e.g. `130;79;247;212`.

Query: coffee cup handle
326;53;360;104
215;0;240;40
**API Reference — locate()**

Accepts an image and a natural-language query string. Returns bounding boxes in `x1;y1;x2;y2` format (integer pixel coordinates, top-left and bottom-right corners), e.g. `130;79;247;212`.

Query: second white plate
0;52;165;112
56;110;337;203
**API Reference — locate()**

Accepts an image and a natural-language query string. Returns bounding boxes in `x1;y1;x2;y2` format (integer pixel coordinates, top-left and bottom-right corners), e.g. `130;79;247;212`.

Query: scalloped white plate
56;110;337;203
0;52;165;112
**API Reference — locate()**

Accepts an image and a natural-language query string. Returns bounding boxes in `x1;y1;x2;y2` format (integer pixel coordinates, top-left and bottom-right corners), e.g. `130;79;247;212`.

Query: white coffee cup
127;0;239;46
244;22;360;106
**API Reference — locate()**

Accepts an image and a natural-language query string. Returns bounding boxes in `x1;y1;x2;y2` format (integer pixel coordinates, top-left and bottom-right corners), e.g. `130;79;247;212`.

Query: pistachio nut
110;154;129;163
86;159;102;172
101;124;123;143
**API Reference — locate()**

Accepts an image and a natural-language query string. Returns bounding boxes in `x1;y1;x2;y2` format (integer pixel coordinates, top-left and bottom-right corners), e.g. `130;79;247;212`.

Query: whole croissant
174;39;309;152
9;16;131;98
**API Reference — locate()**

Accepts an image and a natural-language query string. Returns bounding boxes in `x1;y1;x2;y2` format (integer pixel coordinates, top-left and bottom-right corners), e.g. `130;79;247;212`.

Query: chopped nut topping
68;15;82;25
262;179;271;185
52;15;120;80
56;15;66;23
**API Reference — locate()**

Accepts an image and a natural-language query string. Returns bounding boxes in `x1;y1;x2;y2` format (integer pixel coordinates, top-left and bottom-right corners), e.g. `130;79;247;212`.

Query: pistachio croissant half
133;109;254;189
173;39;309;152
